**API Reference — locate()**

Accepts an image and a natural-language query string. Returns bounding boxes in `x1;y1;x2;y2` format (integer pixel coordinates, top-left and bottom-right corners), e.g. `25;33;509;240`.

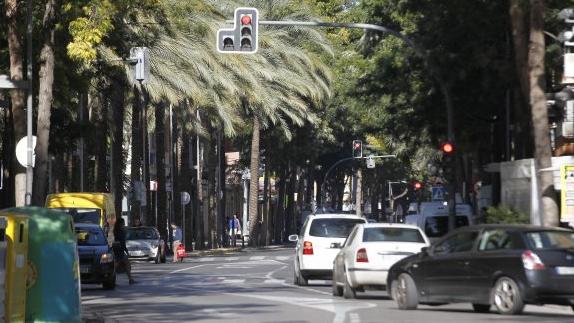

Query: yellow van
45;193;116;242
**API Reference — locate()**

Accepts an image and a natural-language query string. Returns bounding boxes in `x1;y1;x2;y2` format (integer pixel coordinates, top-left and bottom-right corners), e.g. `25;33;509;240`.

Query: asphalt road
81;247;574;323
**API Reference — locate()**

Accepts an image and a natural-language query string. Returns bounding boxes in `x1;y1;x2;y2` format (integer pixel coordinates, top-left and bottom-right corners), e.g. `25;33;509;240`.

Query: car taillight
522;250;545;270
303;241;313;255
356;248;369;263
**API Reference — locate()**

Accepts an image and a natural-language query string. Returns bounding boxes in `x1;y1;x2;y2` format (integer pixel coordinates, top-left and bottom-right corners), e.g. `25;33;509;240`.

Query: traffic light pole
319;155;395;212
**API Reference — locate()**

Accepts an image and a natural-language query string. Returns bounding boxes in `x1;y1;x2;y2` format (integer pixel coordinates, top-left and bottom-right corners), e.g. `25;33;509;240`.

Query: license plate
80;265;91;274
130;250;143;256
556;266;574;275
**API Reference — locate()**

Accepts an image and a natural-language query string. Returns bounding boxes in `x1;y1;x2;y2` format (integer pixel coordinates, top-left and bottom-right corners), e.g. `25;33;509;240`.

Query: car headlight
100;253;114;264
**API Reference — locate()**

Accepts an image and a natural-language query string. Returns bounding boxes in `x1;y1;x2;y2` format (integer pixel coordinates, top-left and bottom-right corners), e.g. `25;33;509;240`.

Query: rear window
127;228;159;240
526;231;574;249
75;228;107;246
55;208;101;225
309;218;365;238
363;227;425;243
425;216;469;238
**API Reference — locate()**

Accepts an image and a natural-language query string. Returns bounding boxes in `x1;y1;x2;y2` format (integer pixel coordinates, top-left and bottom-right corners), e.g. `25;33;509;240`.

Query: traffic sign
15;136;36;167
431;186;447;201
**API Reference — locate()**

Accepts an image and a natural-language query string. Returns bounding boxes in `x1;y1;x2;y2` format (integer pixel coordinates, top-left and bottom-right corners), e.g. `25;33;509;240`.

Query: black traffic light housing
217;8;259;54
352;140;363;158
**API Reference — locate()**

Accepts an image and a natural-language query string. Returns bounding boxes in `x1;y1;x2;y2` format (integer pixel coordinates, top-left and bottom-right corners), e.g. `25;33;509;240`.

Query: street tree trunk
5;0;26;206
248;116;261;246
111;75;126;219
130;85;143;224
355;167;363;217
32;0;57;206
529;0;559;226
155;101;168;241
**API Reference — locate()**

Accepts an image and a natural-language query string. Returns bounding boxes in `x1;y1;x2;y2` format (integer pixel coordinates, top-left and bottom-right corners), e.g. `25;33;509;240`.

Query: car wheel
491;277;524;315
293;261;308;286
391;273;418;310
332;268;343;296
102;274;116;290
472;304;491;313
343;269;356;299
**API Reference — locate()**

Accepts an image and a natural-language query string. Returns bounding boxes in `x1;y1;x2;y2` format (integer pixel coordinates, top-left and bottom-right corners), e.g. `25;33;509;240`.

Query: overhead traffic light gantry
217;8;259;54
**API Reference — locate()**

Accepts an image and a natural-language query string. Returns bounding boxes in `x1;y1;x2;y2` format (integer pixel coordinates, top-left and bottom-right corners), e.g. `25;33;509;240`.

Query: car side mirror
330;242;342;249
421;246;432;256
288;234;299;242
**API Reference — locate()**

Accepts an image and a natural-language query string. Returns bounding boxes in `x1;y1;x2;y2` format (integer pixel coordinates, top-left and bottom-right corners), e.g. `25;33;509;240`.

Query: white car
332;223;430;298
289;214;367;286
126;226;167;263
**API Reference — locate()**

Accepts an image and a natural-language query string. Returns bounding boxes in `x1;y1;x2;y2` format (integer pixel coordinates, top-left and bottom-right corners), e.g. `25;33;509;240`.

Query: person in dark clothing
113;218;135;284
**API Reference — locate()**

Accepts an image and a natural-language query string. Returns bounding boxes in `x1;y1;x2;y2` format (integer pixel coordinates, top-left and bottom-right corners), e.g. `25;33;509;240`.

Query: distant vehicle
46;192;117;244
75;223;116;289
332;223;429;299
289;214;367;286
126;226;166;263
404;201;473;240
387;224;574;315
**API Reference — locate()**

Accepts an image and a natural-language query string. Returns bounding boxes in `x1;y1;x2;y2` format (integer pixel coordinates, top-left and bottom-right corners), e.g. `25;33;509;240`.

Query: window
308;218;365;238
526;231;574;249
478;229;515;251
127;228;159;240
433;231;478;255
363;227;425;243
55;208;101;225
76;228;107;246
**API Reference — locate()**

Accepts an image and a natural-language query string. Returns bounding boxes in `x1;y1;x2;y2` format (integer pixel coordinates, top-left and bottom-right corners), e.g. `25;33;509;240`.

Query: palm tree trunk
248;116;261;246
111;76;126;219
262;152;270;246
275;165;286;243
529;0;559;226
510;0;533;159
94;92;108;192
32;0;57;206
155;101;168;240
5;0;27;206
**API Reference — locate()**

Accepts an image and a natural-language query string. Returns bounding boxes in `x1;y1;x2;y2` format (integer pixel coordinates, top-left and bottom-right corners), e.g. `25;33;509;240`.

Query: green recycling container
1;207;81;322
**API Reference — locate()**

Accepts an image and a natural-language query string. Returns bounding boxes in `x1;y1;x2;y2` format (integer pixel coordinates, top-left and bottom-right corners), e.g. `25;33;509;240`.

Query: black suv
75;223;116;289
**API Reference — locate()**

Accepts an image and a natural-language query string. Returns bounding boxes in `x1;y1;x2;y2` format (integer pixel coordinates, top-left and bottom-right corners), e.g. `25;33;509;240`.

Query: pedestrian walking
172;224;183;262
228;214;241;247
112;218;135;284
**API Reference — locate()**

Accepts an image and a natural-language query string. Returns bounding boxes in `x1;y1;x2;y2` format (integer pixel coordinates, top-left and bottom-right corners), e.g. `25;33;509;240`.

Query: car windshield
309;218;365;238
526;231;574;249
127;228;159;240
75;227;107;246
54;208;101;225
363;227;425;243
424;216;469;238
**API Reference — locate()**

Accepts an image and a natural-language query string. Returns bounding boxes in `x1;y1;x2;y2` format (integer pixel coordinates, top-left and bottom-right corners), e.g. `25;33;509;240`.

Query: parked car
289;213;367;286
75;223;116;289
387;224;574;315
126;226;166;263
332;223;430;298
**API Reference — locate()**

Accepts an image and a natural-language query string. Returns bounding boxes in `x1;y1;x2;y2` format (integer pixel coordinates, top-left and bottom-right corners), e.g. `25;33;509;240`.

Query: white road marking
275;256;291;261
168;264;206;274
216;266;251;269
221;279;245;284
263;279;285;284
350;312;360;323
249;256;265;260
224;257;239;261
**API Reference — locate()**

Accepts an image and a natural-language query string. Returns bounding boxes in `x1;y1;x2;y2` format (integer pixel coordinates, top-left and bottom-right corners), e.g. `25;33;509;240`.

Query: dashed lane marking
249;256;265;261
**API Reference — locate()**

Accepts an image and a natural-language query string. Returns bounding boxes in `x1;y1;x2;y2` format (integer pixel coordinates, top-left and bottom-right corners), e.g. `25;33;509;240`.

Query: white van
404;202;474;239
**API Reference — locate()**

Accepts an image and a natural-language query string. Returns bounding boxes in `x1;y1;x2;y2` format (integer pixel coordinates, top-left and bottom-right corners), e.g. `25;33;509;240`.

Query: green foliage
485;205;529;225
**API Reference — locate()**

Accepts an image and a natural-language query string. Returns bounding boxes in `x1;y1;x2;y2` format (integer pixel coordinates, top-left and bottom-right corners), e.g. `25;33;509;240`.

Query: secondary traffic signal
413;181;423;190
441;142;454;154
352;140;363;158
217;8;259;54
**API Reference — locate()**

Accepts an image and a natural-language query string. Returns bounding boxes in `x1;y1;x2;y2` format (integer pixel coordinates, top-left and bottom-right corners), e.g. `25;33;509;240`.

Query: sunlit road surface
81;247;573;323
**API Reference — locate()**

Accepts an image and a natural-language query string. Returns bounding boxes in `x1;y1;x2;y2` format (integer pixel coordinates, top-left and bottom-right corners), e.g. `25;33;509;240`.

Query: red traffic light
241;15;252;25
414;182;423;190
441;142;454;154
